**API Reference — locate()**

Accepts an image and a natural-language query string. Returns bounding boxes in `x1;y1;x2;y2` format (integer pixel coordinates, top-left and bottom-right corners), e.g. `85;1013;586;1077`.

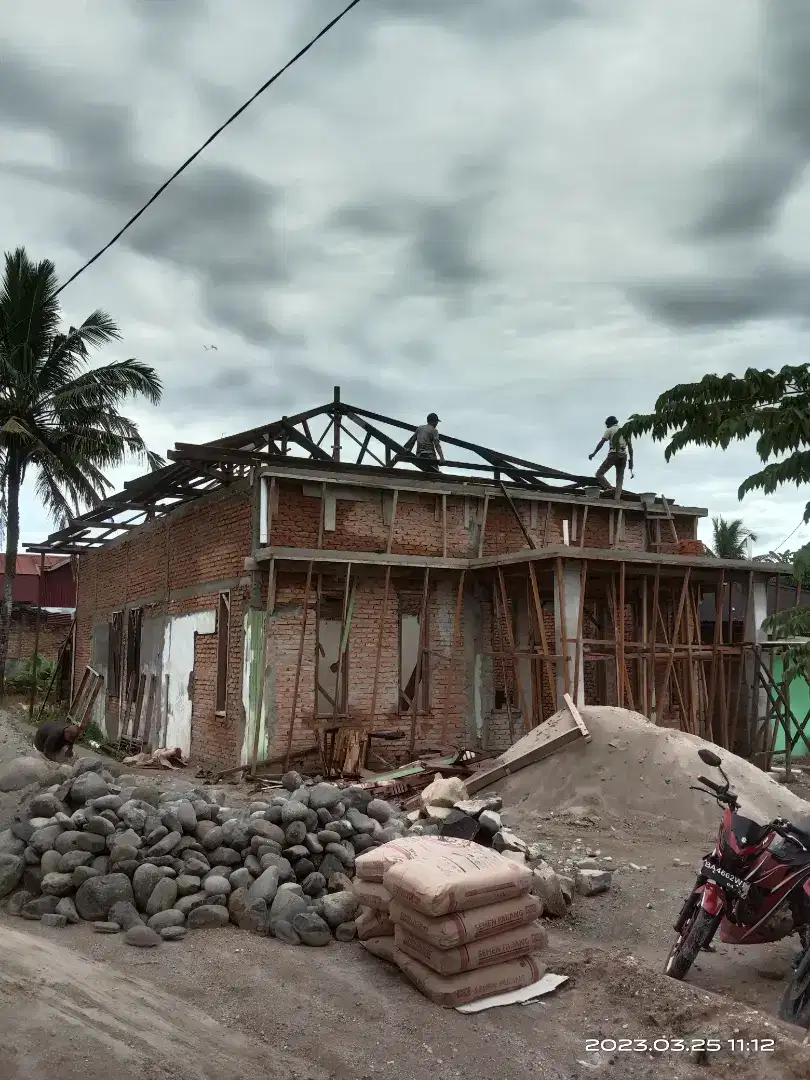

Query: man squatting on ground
34;719;80;761
589;415;633;499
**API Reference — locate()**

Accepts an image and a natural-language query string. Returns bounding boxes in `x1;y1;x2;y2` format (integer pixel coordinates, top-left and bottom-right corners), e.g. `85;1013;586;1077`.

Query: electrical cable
3;0;363;328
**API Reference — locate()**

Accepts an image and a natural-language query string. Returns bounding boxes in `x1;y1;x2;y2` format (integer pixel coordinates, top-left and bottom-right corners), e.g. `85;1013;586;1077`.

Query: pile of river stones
0;759;425;946
0;757;599;947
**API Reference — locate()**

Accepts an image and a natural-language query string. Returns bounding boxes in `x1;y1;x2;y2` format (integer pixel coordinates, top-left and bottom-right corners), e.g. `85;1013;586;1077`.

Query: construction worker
394;413;445;470
589;415;633;499
34;719;80;761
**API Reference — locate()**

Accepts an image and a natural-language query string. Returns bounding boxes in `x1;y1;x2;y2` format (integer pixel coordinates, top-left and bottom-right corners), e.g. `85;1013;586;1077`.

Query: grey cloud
691;4;810;240
629;258;810;328
0;48;293;346
363;0;582;40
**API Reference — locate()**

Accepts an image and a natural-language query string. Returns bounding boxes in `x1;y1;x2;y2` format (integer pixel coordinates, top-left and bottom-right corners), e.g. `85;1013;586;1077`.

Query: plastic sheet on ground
454;972;568;1013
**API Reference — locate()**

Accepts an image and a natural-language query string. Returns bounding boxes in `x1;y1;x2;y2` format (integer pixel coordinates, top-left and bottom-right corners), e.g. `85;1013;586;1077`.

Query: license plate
701;860;750;898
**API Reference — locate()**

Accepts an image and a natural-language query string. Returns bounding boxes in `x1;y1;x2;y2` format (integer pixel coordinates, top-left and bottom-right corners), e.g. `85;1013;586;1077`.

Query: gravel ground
1;705;809;1079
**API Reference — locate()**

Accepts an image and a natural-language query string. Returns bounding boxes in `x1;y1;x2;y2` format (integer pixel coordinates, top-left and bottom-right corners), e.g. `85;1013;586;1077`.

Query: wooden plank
706;571;725;743
618;563;627;707
579;505;589;549
498;481;536;550
542;502;553;547
641;577;649;717
498;566;532;732
442;493;447;559
467;707;589;793
563;693;592;742
478;493;490;559
572;560;587;707
492;581;516;747
729;569;753;752
555;557;571;698
659;568;691;723
439;570;466;745
408;566;431;755
650;564;660;721
528;562;557;716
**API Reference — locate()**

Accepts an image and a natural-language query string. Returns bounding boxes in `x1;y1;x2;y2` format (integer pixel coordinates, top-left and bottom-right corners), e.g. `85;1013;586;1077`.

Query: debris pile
1;746;608;947
353;835;548;1007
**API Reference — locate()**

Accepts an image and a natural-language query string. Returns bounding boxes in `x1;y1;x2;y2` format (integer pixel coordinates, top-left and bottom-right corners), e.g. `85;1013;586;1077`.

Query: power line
6;0;363;327
775;519;805;551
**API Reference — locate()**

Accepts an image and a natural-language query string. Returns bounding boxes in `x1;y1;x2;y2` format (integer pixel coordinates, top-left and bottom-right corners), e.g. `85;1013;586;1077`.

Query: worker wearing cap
589;415;633;499
414;413;444;464
394;413;445;471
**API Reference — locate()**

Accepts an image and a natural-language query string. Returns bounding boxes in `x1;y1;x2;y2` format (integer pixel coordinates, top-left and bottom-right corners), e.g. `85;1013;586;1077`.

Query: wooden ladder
643;496;679;551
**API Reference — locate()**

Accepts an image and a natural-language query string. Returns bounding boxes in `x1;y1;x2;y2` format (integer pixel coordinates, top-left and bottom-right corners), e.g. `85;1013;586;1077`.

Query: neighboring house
27;395;792;771
0;553;76;675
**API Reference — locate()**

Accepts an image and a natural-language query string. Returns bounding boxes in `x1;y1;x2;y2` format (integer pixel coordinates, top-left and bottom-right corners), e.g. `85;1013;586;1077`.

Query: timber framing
27;387;704;556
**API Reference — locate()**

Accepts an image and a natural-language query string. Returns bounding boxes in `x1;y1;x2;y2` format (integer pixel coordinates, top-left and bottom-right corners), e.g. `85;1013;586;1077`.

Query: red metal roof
0;554;75;607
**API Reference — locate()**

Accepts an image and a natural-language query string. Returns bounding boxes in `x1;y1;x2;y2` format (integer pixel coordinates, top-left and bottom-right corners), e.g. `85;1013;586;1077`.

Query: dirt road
1;704;809;1079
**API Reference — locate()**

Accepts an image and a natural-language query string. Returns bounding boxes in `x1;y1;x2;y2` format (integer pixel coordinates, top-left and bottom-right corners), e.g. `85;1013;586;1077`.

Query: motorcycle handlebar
697;775;725;794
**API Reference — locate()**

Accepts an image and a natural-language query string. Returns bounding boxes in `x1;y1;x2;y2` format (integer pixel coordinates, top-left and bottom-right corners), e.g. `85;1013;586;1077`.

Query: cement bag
394;948;545;1008
355;835;479;883
384;847;532;917
389;893;543;949
352;878;393;912
361;936;397;963
356;906;394;940
420;774;467;808
395;921;547;976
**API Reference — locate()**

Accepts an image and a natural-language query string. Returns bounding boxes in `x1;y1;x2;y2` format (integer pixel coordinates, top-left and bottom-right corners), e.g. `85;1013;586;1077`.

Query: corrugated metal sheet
0;554;75;607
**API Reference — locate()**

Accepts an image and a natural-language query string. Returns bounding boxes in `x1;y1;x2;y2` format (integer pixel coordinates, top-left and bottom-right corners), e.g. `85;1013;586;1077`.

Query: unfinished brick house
28;391;794;774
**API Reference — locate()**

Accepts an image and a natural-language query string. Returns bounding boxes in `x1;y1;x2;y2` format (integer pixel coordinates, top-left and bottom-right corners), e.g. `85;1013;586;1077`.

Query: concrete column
553;561;585;708
463;582;491;749
743;578;769;750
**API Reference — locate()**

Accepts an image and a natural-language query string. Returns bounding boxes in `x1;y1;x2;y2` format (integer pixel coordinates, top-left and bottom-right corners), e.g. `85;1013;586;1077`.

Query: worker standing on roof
394;413;445;471
415;413;444;465
589;415;633;499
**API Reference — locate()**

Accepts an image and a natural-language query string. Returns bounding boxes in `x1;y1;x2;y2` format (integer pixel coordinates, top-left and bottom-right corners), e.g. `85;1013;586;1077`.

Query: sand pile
497;706;810;840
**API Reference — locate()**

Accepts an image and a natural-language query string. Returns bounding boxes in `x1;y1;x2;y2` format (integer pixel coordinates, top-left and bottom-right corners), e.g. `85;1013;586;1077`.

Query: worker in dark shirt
34;720;80;761
394;413;445;471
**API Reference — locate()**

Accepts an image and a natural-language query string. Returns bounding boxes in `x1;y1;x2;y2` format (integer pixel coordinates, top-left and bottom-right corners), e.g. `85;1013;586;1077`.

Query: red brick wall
7;609;71;664
270;484;694;559
74;488;252;763
265;570;470;763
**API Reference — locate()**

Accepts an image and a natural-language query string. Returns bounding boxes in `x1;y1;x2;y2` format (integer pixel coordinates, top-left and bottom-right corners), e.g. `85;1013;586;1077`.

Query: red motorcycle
666;746;810;1024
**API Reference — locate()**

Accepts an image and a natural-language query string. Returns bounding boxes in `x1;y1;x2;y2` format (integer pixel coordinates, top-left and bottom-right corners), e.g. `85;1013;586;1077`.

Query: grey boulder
292;912;332;946
146;877;179;916
133;863;164;911
75;873;134;921
269;889;308;930
55;896;81;924
321;890;359;929
148;909;185;932
187;905;230;929
108;901;143;931
40;873;75;897
0;855;25;898
307;783;343;811
68;772;109;806
125;924;162;947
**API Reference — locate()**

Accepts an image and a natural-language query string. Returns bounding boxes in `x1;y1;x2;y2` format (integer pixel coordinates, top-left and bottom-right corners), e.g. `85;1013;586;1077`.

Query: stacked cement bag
356;836;547;1007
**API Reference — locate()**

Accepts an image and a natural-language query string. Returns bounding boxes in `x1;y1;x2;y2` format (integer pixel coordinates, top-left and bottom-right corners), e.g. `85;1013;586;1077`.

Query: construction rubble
0;731;609;972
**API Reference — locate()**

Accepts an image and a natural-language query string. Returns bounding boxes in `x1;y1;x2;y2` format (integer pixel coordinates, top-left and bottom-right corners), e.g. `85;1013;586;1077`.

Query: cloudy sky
2;0;809;554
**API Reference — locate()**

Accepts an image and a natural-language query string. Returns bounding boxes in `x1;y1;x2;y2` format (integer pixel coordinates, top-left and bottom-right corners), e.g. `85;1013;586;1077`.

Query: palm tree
0;247;163;697
711;517;758;560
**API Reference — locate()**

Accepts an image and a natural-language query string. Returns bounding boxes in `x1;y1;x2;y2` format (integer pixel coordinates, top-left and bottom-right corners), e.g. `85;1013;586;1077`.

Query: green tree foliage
0;247;163;696
624;365;810;675
711;517;757;560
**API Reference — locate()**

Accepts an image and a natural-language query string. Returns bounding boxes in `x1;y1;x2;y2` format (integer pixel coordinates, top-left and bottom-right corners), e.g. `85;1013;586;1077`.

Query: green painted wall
769;656;810;757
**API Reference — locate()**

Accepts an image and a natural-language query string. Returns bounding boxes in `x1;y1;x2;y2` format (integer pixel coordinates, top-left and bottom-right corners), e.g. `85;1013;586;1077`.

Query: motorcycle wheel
778;946;810;1028
665;907;719;980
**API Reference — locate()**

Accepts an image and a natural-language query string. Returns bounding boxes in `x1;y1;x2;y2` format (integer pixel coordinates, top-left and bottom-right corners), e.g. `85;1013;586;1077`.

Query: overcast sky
2;0;809;554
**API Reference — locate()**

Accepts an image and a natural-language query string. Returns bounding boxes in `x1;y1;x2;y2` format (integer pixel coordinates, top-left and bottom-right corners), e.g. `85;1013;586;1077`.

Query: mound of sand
497;706;810;840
